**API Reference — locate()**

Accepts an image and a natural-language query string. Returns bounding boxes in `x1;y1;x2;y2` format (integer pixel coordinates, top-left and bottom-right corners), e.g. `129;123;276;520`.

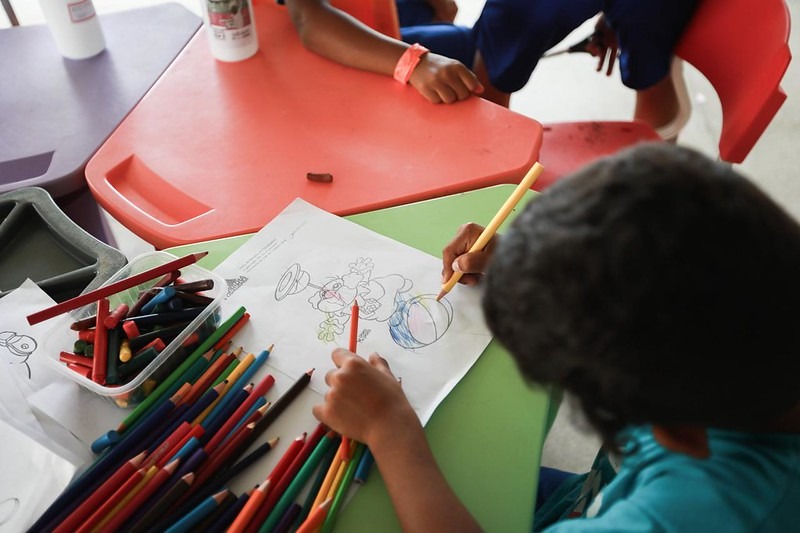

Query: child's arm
285;0;483;104
313;348;482;533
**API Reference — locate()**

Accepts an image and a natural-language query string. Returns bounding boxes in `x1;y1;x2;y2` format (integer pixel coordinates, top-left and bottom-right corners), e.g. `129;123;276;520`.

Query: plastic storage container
41;251;226;407
0;187;127;302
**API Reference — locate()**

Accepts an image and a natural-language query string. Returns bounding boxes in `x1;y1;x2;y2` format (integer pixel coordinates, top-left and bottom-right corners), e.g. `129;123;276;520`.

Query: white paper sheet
214;199;492;424
0;418;79;532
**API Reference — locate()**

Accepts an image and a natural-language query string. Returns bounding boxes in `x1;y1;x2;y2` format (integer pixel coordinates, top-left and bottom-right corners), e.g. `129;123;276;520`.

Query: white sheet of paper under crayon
214;199;492;424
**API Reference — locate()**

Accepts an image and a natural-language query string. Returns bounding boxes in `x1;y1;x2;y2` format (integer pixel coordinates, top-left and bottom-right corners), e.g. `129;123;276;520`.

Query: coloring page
214;199;492;424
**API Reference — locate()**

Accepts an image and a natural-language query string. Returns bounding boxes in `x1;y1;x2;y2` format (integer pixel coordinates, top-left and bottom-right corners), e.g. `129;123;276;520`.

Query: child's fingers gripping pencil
436;162;544;301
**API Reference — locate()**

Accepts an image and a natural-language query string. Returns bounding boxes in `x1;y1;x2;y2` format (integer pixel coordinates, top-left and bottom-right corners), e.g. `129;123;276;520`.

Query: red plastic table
86;1;542;249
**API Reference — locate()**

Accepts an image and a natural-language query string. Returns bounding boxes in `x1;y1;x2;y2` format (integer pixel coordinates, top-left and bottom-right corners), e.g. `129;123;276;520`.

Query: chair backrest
675;0;791;163
330;0;401;39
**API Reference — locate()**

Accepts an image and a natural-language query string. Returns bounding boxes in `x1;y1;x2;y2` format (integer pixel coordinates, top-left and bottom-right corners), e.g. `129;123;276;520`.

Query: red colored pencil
98;459;180;533
53;451;148;533
145;421;192;468
244;425;327;533
75;466;148;533
26;252;208;325
203;372;275;455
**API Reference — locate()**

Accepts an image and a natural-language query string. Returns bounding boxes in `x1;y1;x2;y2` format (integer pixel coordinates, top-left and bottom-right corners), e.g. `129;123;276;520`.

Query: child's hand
441;222;498;286
312;348;417;448
428;0;458;23
409;53;484;104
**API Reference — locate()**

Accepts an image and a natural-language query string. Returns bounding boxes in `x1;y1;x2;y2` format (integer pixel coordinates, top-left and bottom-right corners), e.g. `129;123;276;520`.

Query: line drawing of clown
0;330;37;379
274;258;453;349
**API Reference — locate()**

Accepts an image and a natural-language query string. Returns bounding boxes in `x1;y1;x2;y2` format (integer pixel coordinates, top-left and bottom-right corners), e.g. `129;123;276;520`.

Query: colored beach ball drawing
389;295;454;350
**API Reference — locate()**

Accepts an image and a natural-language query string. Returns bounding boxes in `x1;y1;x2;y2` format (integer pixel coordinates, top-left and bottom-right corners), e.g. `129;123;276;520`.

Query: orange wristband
393;43;430;85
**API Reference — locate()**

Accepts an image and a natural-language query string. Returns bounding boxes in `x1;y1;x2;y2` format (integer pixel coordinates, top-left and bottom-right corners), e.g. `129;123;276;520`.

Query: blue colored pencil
207;490;250;532
203;348;270;429
165;489;230;533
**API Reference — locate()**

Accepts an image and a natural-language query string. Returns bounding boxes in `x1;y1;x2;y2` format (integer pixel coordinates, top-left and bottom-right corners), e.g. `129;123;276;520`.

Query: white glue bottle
201;0;259;62
38;0;106;60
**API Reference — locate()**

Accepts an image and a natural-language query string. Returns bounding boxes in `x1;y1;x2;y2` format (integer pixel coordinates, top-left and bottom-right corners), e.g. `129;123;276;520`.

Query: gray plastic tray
0;187;127;302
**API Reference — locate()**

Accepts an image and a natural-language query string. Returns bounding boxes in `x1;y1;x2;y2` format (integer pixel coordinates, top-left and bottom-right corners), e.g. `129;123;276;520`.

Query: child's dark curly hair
482;144;800;446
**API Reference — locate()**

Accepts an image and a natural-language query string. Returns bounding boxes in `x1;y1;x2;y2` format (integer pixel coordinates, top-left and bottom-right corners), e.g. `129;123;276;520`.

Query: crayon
141;286;177;314
77;330;96;343
175;290;215;307
59;351;93;368
126;270;182;318
74;339;89;354
122;320;141;340
117;346;160;380
104;303;129;329
128;322;190;352
67;363;92;379
106;327;122;385
92;298;110;384
119;339;132;363
172;279;214;293
71;315;97;331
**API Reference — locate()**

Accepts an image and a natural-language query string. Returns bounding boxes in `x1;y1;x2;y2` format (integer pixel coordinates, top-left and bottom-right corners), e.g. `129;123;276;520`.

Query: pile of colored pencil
30;303;377;532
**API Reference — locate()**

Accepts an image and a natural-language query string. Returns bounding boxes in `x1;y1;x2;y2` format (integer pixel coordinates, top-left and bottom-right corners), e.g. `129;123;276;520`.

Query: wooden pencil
26;252;207;325
436;161;544;300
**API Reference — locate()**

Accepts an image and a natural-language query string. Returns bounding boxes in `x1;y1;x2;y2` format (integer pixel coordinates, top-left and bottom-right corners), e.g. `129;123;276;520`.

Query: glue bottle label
67;0;97;23
206;0;253;47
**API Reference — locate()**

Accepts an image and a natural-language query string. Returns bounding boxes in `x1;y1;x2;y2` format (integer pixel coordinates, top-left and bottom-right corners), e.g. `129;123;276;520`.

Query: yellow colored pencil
311;440;346;510
437;161;544;301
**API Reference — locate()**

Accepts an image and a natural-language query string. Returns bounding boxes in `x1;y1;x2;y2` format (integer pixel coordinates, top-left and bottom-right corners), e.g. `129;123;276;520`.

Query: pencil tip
307;368;315;375
165;458;181;472
183;472;196;483
268;437;279;446
435;290;446;302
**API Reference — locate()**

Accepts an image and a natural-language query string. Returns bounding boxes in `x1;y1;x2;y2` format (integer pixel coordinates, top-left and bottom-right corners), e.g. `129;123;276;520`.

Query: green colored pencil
258;433;337;533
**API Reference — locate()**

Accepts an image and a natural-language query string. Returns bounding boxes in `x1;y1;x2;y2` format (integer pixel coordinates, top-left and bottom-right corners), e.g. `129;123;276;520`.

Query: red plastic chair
535;0;792;191
331;0;401;39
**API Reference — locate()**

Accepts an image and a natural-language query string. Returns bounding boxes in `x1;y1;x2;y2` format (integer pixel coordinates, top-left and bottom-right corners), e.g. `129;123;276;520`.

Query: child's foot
634;58;691;143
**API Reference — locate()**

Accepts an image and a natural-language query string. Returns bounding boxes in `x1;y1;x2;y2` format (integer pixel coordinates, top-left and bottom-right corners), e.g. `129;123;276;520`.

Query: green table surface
167;185;550;532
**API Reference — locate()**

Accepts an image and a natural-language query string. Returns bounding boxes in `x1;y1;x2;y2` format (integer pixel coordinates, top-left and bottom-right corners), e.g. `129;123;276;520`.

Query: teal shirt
546;426;800;532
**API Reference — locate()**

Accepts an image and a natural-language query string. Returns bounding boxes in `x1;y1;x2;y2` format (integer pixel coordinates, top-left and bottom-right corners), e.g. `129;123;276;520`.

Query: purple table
0;4;201;241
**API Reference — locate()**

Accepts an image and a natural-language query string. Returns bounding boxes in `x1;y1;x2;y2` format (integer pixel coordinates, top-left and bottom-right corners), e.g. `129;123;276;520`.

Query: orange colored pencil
311;439;345;511
227;479;271;533
296;498;333;533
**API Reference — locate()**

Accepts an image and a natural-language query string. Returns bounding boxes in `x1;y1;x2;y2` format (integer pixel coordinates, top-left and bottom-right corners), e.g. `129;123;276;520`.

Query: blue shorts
399;0;698;93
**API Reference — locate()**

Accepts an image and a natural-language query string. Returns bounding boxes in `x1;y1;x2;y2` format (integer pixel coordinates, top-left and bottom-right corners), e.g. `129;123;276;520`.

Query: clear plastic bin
41;251;226;407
